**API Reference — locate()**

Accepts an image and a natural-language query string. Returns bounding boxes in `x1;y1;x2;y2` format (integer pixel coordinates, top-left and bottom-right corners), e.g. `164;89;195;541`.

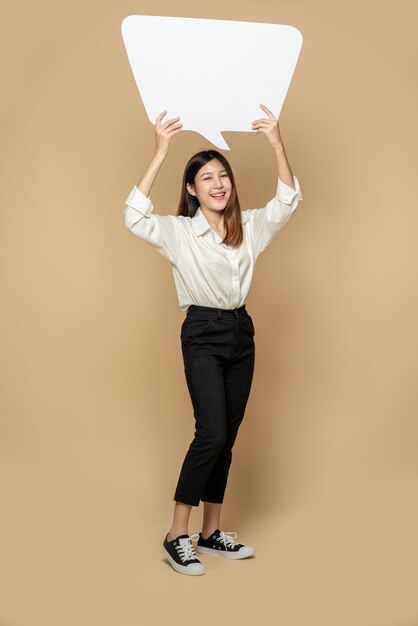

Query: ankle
167;529;188;542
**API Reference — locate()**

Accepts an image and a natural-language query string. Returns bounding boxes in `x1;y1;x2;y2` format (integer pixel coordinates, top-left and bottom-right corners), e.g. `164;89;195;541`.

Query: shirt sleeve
246;175;303;259
123;186;181;266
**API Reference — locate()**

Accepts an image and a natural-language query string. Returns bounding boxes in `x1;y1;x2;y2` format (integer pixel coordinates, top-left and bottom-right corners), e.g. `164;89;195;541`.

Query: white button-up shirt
124;175;303;311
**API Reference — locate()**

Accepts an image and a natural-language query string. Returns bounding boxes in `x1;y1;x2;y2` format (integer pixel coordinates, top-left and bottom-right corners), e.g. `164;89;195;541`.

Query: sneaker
162;532;206;575
196;529;255;559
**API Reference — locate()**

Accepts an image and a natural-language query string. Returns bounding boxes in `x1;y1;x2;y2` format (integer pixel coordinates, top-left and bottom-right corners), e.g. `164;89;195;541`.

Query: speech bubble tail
203;131;231;151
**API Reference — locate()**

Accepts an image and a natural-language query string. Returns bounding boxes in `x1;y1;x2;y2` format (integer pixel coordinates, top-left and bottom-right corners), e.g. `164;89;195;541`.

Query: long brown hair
176;150;244;247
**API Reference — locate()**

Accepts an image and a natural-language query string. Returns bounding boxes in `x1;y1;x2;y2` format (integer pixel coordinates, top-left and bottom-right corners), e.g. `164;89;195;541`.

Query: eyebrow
200;169;227;177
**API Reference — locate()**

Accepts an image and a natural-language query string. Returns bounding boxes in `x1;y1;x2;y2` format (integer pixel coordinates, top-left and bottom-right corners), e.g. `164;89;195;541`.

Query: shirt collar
191;206;251;237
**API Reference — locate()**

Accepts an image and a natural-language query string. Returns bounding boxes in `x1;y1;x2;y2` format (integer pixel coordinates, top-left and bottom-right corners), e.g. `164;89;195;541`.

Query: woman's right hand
154;110;183;157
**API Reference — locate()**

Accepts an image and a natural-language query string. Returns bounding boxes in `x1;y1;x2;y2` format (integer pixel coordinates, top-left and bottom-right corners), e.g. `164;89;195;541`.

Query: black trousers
173;304;256;507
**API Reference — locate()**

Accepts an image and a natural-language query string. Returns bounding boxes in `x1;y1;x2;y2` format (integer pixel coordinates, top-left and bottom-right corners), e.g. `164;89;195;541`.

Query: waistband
186;304;247;320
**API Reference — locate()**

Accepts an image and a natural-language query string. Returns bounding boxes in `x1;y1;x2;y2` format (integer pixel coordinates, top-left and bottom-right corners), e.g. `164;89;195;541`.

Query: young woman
124;104;303;576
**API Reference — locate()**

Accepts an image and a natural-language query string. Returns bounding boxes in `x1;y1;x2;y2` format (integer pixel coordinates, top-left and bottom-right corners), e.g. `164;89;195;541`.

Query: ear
186;183;196;197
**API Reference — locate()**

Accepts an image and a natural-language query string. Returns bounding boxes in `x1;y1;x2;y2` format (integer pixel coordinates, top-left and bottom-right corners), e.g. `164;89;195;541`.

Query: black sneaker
196;529;255;559
162;532;206;575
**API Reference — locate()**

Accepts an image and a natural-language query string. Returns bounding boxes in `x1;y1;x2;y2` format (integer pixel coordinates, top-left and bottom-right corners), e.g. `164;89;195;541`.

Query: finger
155;111;168;129
260;104;276;120
162;115;181;124
163;124;183;136
252;121;272;128
252;117;274;124
161;116;181;128
166;123;183;132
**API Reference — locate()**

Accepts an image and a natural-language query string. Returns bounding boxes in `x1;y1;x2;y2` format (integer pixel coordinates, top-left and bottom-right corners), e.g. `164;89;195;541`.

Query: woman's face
187;158;232;213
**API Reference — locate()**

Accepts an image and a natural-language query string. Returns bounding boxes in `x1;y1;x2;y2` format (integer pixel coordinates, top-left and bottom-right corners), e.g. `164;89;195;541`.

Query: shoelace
175;533;200;562
218;531;239;551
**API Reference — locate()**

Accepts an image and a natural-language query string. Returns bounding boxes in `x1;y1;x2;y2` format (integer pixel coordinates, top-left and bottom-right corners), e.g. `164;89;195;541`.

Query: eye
203;174;228;181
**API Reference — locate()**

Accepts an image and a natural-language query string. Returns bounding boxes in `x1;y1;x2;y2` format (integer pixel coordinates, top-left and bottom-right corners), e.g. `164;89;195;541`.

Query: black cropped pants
173;304;256;507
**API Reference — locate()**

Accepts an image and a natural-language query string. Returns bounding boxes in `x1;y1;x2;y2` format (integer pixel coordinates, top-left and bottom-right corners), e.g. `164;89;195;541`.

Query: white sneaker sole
196;545;255;559
162;546;206;575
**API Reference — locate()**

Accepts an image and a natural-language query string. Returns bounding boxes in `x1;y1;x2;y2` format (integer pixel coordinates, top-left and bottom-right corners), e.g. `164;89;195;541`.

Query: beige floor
1;460;417;626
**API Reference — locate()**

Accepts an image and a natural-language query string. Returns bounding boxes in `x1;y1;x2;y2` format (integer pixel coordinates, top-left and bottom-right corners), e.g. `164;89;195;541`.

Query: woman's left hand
251;104;283;150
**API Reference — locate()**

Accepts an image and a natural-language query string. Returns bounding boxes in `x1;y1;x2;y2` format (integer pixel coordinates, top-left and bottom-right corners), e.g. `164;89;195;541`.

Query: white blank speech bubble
121;15;302;150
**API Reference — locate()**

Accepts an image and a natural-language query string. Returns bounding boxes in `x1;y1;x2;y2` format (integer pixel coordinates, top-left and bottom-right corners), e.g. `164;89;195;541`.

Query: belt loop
217;308;222;320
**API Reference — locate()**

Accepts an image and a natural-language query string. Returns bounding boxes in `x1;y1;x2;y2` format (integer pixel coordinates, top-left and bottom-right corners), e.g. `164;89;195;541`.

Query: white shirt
124;175;303;311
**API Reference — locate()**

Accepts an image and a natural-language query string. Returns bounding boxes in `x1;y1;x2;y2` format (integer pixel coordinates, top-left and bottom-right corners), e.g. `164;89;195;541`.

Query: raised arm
135;110;182;196
251;103;297;189
246;104;303;258
124;111;183;265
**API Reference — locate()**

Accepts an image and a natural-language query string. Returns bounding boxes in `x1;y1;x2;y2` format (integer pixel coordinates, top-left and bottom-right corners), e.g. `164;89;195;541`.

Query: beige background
1;1;417;625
